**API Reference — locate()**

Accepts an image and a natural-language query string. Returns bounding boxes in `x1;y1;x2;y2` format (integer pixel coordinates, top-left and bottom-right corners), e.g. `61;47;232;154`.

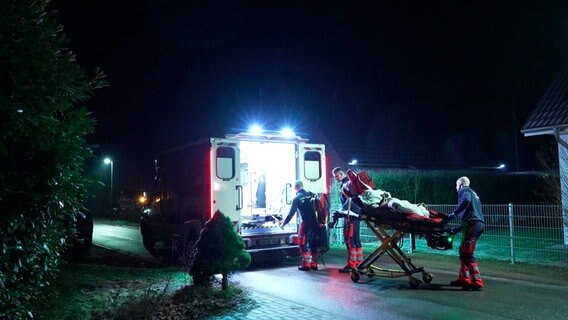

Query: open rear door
210;138;241;227
297;144;326;193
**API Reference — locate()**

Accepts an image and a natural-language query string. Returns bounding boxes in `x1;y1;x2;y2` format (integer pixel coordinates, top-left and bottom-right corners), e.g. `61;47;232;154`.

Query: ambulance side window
216;147;235;180
304;151;321;181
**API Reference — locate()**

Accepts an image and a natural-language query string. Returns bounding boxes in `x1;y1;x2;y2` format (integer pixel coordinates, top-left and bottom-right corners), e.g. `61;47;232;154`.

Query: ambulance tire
140;223;158;258
143;237;158;258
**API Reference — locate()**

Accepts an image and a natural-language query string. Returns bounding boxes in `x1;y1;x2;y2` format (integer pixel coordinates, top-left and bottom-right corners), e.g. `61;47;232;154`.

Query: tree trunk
222;272;228;290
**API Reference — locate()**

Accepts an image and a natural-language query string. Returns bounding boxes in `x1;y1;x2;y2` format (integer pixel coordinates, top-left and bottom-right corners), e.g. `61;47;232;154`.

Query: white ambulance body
140;131;327;260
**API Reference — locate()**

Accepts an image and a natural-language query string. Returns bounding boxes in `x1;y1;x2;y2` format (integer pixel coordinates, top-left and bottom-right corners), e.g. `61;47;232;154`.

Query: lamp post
104;158;113;208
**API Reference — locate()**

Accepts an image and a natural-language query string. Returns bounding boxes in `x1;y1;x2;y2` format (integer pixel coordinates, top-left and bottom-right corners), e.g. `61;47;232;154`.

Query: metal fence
329;204;568;267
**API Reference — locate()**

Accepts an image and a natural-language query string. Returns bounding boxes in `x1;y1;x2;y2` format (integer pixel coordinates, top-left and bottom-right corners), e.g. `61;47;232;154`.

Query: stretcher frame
334;205;449;288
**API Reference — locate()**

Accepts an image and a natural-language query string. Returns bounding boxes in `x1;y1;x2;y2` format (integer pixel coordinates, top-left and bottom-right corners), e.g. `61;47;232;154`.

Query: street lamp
104;157;113;208
471;163;507;170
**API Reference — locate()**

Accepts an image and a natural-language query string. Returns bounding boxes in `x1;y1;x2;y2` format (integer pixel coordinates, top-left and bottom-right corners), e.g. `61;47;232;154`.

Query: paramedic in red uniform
446;176;485;290
332;167;363;273
281;180;319;271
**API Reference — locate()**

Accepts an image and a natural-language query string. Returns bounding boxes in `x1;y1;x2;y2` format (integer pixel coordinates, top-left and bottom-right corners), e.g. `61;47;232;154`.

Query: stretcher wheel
366;268;375;278
422;272;433;283
350;270;360;283
409;277;421;289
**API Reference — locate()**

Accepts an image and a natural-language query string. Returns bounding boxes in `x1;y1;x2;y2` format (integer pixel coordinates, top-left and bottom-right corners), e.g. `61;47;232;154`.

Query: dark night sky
52;0;568;193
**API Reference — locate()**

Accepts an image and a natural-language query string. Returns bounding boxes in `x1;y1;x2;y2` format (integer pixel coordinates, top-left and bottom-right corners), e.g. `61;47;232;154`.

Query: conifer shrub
190;210;251;290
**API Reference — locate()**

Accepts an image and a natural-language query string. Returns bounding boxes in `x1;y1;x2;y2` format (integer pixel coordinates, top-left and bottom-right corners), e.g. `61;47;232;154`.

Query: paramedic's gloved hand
327;220;337;229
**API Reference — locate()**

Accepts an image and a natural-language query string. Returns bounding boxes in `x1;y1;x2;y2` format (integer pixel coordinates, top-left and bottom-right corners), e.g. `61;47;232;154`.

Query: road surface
93;219;568;320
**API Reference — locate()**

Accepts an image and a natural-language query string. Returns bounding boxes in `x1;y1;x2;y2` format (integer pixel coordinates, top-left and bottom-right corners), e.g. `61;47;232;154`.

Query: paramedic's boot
467;276;484;291
310;254;319;270
299;252;311;271
468;263;484;290
451;263;472;288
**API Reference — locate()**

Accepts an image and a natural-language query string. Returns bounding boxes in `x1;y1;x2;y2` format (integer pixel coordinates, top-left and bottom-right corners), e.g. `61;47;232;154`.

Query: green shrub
0;1;105;318
190;210;251;290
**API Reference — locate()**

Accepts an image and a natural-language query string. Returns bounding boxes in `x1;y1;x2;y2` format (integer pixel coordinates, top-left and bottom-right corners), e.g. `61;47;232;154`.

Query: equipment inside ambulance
139;130;327;263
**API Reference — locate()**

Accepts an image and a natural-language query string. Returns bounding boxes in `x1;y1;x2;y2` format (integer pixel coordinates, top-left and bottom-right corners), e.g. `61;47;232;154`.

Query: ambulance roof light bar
226;127;308;142
279;127;295;138
249;124;263;136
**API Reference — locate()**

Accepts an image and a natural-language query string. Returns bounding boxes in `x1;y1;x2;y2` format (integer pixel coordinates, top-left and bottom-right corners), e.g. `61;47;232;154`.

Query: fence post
508;203;516;264
408;234;414;253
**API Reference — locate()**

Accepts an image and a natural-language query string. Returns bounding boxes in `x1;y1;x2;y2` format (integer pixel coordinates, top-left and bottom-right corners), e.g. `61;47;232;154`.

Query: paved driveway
93;219;568;320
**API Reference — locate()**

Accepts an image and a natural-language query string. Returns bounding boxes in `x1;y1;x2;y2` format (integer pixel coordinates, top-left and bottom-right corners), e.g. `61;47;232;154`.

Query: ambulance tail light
209;147;214;218
323;152;329;193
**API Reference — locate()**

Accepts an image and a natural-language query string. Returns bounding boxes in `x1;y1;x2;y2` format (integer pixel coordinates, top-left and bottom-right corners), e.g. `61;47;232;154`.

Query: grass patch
34;247;256;320
35;263;187;319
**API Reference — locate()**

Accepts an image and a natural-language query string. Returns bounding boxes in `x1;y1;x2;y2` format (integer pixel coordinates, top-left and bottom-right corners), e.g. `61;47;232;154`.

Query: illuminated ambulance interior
239;140;298;235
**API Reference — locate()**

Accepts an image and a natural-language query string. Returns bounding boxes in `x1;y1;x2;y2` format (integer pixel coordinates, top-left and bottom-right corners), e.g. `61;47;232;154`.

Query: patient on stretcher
345;170;431;219
358;189;431;218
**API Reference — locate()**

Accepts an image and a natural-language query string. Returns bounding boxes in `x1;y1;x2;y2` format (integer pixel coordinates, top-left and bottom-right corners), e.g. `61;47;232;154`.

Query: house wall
559;134;568;245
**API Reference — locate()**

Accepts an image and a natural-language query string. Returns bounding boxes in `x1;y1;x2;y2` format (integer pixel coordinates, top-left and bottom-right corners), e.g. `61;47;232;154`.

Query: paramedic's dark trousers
344;219;363;268
458;221;485;287
299;222;318;268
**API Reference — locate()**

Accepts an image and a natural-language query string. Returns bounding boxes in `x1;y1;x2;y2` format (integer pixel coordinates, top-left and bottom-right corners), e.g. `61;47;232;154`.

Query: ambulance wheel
409;277;421;289
350;270;360;283
422;272;433;283
366;268;375;278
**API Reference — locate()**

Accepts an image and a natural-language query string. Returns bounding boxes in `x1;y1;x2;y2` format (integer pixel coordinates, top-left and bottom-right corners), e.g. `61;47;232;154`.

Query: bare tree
537;140;568;245
536;142;562;204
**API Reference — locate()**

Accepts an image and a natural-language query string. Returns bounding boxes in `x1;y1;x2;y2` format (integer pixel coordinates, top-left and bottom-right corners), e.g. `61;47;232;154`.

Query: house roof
522;67;568;136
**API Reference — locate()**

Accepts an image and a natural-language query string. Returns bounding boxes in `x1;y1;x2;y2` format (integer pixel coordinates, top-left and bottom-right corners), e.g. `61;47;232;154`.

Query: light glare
280;127;294;138
249;125;263;136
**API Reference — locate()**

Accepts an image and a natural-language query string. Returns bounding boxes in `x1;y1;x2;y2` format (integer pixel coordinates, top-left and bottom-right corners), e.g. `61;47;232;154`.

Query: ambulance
140;128;327;261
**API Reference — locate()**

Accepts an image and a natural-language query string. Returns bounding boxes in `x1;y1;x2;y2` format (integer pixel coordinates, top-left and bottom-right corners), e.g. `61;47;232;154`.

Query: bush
190;210;251;290
0;1;105;318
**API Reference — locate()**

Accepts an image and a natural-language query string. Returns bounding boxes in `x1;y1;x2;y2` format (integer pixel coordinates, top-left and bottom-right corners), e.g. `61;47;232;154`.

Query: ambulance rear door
297;144;326;193
210;138;242;227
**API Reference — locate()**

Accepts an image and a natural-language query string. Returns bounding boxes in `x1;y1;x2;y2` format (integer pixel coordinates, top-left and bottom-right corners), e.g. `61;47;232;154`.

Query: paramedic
281;180;319;271
332;167;363;273
446;176;485;290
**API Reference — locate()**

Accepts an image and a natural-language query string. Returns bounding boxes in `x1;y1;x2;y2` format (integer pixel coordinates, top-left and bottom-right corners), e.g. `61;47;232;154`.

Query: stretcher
332;202;452;288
